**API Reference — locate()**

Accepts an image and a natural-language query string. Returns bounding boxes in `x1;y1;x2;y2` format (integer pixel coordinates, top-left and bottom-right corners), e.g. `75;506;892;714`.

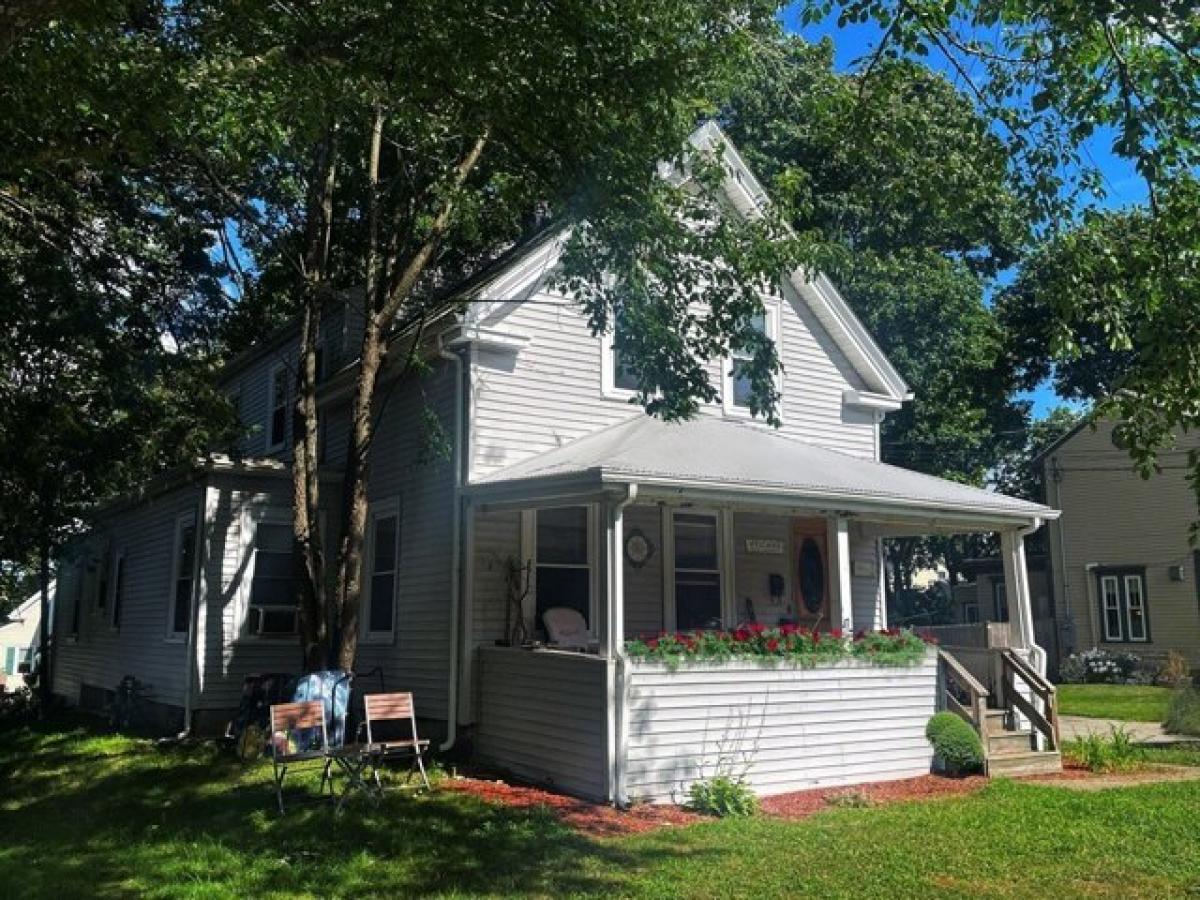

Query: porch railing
999;648;1060;752
937;649;989;740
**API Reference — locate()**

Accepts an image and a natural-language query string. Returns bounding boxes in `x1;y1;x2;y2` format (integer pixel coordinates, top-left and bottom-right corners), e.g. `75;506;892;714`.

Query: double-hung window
601;309;639;398
723;304;780;416
363;500;401;641
533;506;591;632
673;512;722;630
1098;569;1149;643
246;515;298;636
167;512;198;640
267;364;287;451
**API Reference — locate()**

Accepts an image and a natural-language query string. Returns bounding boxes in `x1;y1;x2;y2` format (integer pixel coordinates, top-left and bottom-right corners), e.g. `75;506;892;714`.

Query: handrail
938;649;990;751
1000;649;1059;751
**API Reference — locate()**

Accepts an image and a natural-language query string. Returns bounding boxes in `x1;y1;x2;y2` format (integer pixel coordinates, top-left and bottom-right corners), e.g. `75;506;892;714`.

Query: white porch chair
542;607;598;651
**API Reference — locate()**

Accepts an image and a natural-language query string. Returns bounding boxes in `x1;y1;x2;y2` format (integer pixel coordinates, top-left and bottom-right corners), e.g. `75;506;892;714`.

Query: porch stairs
982;709;1061;777
938;648;1063;778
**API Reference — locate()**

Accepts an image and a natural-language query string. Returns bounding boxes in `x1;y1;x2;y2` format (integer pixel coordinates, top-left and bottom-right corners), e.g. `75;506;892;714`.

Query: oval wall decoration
798;538;825;615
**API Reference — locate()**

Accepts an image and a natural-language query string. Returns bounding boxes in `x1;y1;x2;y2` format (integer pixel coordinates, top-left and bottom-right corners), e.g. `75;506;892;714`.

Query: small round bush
1165;687;1200;736
925;711;984;775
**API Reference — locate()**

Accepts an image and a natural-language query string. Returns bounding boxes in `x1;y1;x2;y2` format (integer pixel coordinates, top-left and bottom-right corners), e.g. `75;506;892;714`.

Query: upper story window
167;512;198;641
363;499;401;642
601;310;639;399
723;303;780;417
246;516;298;637
267;364;287;451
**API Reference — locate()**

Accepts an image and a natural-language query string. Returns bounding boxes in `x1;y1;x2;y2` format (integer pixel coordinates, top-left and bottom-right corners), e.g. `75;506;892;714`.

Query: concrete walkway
1059;715;1200;746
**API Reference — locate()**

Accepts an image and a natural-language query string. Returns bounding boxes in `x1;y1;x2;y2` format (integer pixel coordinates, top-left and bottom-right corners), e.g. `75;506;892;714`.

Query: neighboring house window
673;511;722;630
992;579;1009;622
723;304;780;416
110;549;126;630
963;601;980;625
267;364;287;451
534;506;591;631
363;499;401;641
246;516;298;636
4;647;15;676
167;512;198;640
1098;569;1149;643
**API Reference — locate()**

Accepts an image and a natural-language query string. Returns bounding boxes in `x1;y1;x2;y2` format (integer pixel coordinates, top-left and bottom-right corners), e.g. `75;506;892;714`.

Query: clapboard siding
732;512;790;622
623;654;937;801
52;485;204;709
624;505;664;638
475;648;609;800
1045;418;1200;665
851;525;884;630
469;278;877;481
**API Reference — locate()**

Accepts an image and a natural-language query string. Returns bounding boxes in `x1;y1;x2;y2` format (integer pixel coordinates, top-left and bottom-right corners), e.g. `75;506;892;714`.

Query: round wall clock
625;528;654;568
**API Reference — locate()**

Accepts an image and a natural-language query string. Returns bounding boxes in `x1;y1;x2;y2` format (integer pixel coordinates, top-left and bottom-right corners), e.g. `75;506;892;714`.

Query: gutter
438;337;467;752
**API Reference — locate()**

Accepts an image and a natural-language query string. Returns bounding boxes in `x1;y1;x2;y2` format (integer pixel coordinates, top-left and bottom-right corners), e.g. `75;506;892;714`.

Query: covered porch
459;416;1058;802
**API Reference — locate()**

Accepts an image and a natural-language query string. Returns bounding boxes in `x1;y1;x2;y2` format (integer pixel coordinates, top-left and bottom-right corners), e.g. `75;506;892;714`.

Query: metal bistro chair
362;692;432;791
268;700;334;814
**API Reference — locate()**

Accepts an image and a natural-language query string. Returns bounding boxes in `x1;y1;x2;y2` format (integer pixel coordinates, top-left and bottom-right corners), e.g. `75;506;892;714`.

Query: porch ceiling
466;416;1057;531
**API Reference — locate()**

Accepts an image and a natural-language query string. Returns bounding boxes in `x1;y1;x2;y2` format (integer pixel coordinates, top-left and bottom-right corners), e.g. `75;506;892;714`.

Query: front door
792;519;830;632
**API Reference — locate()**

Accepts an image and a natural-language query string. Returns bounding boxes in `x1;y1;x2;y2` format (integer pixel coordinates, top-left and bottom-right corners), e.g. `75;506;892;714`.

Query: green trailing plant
1066;726;1145;773
1165;688;1200;737
625;626;929;670
687;775;759;818
925;712;984;775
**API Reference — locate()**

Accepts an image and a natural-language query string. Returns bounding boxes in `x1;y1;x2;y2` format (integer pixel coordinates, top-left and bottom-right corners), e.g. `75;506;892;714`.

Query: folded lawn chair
362;692;431;791
269;699;333;814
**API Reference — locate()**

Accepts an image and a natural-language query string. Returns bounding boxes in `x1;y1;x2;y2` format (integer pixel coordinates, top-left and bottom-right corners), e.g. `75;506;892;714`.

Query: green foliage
1165;688;1200;737
925;712;984;775
687;775;760;818
624;626;929;669
1065;726;1145;774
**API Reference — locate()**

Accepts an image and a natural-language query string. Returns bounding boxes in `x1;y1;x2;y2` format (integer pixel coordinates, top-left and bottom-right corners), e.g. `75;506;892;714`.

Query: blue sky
781;4;1148;417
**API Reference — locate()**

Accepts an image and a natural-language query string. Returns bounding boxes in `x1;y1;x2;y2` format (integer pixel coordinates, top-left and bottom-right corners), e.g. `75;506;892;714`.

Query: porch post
1000;529;1035;651
828;517;854;633
604;497;626;658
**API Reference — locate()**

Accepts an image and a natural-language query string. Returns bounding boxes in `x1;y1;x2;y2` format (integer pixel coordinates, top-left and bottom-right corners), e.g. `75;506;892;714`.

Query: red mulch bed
440;775;704;838
760;773;990;819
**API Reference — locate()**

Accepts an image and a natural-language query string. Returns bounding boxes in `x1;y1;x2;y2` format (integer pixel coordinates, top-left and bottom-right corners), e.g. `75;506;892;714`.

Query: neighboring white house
1;585;49;692
51;123;1059;797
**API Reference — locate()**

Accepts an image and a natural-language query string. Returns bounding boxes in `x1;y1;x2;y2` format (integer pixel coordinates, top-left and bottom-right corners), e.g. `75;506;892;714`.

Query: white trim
361;497;402;643
525;504;596;632
843;389;905;413
721;300;782;420
266;363;287;452
1100;574;1123;642
165;510;200;643
443;323;532;354
236;505;296;640
600;327;639;402
1123;573;1148;642
109;548;126;631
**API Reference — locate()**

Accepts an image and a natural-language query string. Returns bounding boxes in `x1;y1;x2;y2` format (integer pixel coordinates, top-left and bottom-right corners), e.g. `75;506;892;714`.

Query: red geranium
830;628;843;639
766;638;780;652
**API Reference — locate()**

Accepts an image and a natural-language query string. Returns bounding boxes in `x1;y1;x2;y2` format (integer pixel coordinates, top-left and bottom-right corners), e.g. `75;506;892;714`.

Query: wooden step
988;731;1035;755
983;710;1012;736
987;750;1062;777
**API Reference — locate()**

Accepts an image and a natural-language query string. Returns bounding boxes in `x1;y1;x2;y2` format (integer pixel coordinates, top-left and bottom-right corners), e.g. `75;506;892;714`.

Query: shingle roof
475;415;1056;521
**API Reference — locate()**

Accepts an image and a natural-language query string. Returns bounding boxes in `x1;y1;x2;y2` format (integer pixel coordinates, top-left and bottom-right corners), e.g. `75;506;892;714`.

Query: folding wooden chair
268;700;333;814
362;692;431;791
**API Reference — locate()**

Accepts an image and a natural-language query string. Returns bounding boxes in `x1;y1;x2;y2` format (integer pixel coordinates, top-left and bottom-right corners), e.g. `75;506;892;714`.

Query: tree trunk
291;129;336;670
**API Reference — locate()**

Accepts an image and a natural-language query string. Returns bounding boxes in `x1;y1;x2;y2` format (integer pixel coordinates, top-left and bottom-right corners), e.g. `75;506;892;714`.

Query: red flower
734;627;751;642
811;631;821;644
766;638;780;652
780;623;798;636
749;622;767;635
830;628;843;639
647;639;659;650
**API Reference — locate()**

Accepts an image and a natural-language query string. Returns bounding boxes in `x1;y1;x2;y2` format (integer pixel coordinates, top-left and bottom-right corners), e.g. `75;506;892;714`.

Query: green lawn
1057;684;1172;722
3;720;1200;898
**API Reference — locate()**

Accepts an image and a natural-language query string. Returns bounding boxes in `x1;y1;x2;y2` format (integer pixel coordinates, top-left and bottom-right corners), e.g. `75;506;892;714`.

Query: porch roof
468;415;1058;528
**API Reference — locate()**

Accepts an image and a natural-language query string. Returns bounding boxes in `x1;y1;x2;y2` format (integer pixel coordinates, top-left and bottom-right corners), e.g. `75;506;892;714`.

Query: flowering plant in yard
624;625;930;668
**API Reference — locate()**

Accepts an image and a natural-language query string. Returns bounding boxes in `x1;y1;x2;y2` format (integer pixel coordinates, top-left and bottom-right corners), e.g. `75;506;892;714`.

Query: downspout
607;483;638;807
1016;518;1044;675
181;483;216;737
438;338;466;752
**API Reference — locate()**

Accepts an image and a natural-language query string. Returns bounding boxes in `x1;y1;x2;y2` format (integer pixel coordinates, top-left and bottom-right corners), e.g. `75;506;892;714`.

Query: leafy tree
993;406;1083;503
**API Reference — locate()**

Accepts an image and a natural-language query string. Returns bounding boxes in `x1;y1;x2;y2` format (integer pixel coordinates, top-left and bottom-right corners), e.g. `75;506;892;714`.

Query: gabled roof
464;122;911;406
471;415;1057;526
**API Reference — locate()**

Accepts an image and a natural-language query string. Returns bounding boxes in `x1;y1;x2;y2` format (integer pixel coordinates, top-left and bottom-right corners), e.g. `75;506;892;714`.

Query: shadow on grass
0;718;711;898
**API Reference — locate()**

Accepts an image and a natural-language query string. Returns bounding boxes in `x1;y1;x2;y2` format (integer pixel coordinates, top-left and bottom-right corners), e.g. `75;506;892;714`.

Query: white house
51;124;1060;799
1;586;48;692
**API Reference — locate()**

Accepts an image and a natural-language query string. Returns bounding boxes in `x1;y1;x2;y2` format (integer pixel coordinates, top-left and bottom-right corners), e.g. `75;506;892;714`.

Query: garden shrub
1165;687;1200;736
925;712;984;775
1159;651;1193;688
687;775;759;817
1058;648;1141;684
